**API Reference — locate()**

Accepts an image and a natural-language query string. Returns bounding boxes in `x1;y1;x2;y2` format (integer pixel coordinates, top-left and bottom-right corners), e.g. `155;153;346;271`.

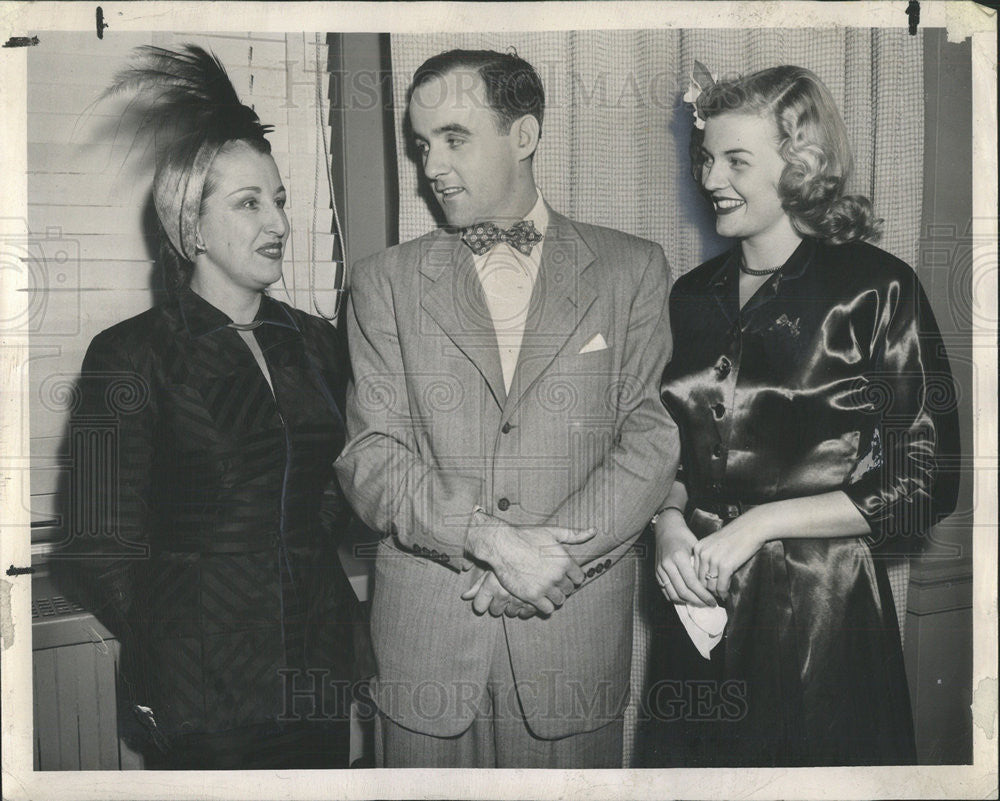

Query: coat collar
709;237;816;323
417;205;597;413
505;208;597;415
417;227;506;406
176;287;300;338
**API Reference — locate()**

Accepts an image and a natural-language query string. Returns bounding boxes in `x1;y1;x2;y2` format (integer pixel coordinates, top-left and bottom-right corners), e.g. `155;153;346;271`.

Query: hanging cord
312;32;347;323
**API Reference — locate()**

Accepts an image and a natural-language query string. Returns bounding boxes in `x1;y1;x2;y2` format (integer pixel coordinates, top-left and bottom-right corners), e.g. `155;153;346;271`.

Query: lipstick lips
256;242;284;260
713;197;746;216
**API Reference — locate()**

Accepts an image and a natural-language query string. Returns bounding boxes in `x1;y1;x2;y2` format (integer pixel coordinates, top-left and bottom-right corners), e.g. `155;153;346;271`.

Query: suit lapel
419;230;507;408
504;210;597;416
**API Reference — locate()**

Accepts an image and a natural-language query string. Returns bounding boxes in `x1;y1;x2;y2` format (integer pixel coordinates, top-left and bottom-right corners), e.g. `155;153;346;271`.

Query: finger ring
705;573;718;579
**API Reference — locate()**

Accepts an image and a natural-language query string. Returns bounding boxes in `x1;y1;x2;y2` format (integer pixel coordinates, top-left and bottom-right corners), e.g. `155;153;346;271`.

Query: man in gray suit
336;49;678;767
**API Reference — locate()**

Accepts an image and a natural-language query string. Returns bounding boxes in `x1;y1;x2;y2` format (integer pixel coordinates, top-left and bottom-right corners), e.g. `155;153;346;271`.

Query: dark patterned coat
61;288;365;739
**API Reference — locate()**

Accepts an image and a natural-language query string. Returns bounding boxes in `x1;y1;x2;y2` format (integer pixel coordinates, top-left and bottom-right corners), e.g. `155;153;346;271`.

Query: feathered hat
105;45;274;262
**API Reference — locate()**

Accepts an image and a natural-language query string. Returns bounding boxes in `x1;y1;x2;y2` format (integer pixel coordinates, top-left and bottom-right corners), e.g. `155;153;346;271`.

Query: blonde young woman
645;65;960;767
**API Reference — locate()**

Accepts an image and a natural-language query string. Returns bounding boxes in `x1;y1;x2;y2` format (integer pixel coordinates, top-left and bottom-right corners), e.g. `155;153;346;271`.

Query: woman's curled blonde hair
692;65;882;245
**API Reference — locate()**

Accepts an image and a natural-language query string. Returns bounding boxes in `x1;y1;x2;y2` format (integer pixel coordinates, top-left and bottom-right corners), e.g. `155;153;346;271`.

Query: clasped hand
656;510;767;604
461;522;595;617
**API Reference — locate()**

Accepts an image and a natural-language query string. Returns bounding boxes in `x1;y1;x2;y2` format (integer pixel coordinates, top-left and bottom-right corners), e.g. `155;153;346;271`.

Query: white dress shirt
471;192;549;392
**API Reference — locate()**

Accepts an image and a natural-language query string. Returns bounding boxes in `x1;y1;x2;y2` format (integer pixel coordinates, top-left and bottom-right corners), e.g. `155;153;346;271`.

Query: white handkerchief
676;602;728;660
578;333;608;354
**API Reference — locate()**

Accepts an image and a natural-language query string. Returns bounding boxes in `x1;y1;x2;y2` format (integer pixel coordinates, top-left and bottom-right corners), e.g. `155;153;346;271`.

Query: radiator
32;577;143;770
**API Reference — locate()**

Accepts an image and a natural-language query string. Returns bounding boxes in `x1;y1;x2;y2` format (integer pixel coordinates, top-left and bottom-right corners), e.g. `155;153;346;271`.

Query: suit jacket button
713;403;726;419
713;443;725;458
497;498;510;511
501;422;512;434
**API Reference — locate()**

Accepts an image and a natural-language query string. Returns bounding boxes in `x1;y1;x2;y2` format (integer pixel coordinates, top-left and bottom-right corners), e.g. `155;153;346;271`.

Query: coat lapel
418;230;507;408
739;237;816;326
708;251;739;328
504;210;597;416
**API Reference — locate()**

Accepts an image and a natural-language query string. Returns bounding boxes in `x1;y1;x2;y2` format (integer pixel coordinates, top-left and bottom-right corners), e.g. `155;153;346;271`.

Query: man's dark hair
409;49;545;136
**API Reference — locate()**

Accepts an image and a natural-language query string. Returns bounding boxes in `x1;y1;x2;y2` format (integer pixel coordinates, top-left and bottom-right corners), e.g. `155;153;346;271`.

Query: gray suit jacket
336;208;679;739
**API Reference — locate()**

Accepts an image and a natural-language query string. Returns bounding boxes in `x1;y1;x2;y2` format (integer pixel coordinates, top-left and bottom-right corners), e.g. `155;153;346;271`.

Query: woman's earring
194;242;207;255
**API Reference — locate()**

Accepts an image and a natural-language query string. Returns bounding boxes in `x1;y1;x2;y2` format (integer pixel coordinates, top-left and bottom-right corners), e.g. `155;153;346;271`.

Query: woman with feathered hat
59;45;369;769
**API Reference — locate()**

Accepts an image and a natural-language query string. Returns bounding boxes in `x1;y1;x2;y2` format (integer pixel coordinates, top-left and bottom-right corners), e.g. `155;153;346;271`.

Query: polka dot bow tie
460;220;543;256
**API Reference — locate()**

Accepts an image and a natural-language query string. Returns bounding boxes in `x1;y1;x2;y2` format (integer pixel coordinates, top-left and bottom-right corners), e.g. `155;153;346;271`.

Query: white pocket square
578;333;608;354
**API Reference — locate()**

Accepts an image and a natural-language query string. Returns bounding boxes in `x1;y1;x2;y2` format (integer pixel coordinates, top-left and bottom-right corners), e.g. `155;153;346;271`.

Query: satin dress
57;288;369;768
644;237;961;766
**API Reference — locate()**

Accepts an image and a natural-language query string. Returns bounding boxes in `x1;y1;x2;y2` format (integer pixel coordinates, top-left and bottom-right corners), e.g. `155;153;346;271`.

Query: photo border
2;3;996;799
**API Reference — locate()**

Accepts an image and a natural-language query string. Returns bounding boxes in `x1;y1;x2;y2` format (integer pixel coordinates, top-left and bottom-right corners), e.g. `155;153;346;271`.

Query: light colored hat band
152;138;224;262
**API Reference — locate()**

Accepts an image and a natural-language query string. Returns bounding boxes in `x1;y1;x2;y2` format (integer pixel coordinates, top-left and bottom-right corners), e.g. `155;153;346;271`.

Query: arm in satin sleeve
54;329;156;636
843;267;962;557
553;241;681;567
334;254;481;571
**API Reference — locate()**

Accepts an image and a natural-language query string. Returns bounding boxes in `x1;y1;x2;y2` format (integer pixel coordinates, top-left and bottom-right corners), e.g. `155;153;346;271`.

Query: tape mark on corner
972;676;998;740
0;580;14;650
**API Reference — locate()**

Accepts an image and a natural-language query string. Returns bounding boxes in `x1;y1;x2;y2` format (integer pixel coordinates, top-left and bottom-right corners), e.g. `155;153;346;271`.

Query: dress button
713;403;725;419
501;422;512;434
586;567;596;578
595;563;605;574
713;443;725;458
604;559;612;569
497;498;510;511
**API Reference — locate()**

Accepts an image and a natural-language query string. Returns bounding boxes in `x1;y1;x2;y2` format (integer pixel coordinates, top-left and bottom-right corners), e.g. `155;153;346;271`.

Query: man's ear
513;114;540;161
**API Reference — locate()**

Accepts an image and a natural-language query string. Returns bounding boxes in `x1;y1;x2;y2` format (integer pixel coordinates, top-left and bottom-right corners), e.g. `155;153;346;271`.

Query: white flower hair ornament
683;60;717;130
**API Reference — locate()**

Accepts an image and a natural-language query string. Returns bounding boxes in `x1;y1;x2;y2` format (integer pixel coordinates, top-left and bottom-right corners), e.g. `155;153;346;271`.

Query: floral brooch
771;314;802;338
